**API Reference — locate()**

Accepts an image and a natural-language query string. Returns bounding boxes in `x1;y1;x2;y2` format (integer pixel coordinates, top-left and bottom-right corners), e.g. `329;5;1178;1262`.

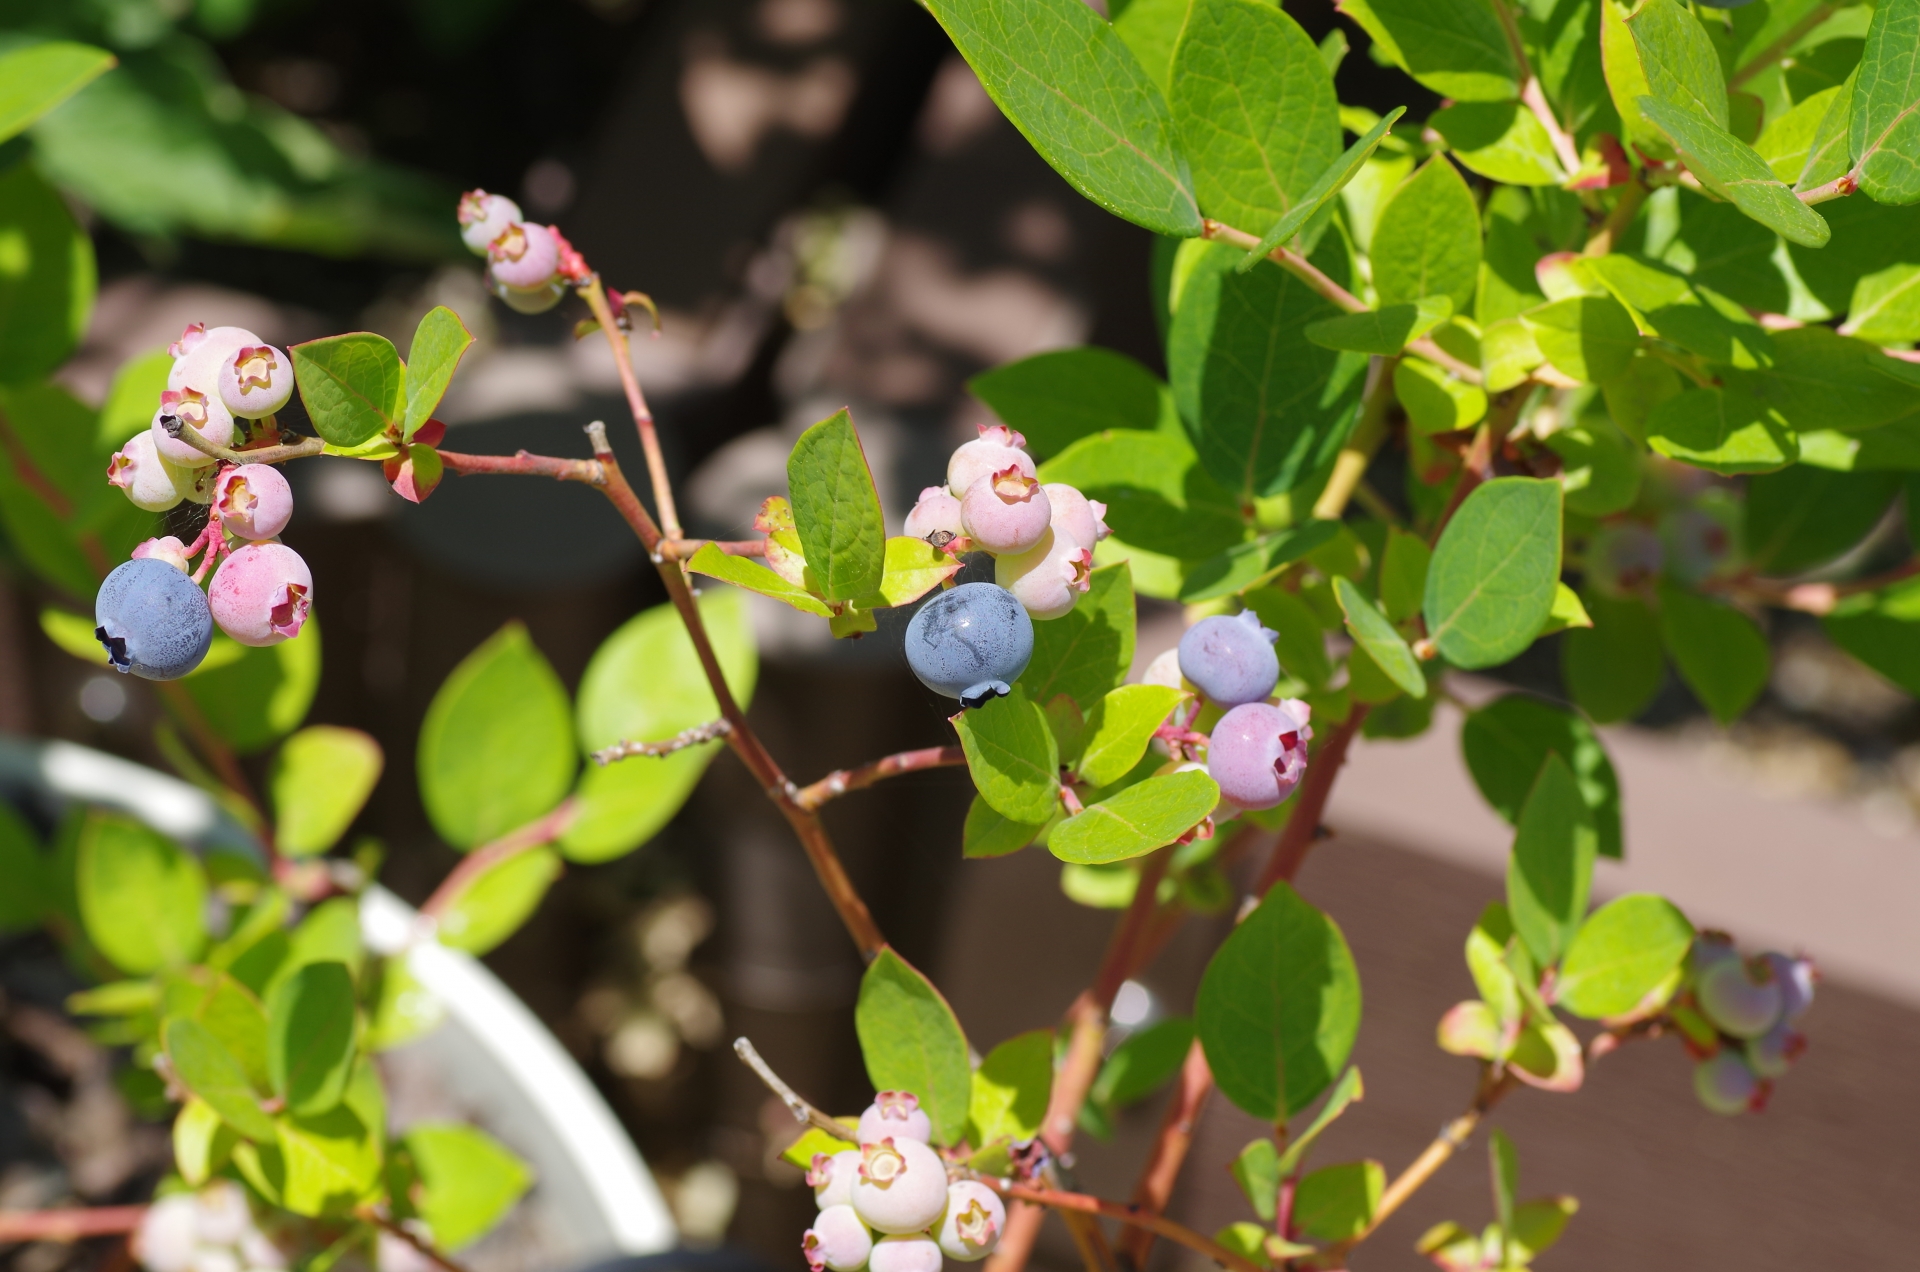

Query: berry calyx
936;1181;1007;1262
108;432;186;512
208;543;312;647
1207;699;1313;810
904;582;1035;708
948;423;1034;498
214;464;294;541
458;190;525;256
810;1149;860;1210
995;527;1093;620
168;323;207;360
961;466;1051;555
95;557;215;682
850;1137;948;1234
802;1204;873;1272
218;344;293;419
903;485;964;547
856;1091;932;1146
1178;610;1281;708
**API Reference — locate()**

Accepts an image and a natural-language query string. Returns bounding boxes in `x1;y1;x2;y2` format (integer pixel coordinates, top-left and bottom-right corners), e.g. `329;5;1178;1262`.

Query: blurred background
1;1;1917;1271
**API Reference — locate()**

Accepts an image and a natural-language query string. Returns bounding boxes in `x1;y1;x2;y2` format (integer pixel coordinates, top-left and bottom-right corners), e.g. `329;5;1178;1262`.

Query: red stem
419;799;579;921
0;1207;147;1242
793;746;966;811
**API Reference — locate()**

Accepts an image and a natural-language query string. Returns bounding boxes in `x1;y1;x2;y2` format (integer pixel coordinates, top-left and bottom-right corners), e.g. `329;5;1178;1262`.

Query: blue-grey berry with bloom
904;582;1033;709
1179;610;1280;708
95;557;214;681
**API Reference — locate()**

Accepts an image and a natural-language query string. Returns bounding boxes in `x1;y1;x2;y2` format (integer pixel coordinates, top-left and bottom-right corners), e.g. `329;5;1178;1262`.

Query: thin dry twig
592;719;734;766
793;746;968;811
733;1037;858;1141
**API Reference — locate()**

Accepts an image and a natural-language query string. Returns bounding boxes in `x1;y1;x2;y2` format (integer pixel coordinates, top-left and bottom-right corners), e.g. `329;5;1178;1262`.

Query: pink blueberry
458;189;525;256
904;485;964;544
1692;1050;1764;1115
948;424;1034;497
936;1181;1006;1262
1694;955;1784;1039
208;543;312;647
217;344;294;419
214;464;294;541
868;1235;943;1272
962;467;1052;555
1207;699;1313;810
108;432;185;512
132;536;195;573
151;388;237;468
802;1204;873;1272
132;1194;200;1272
856;1091;933;1146
487;221;561;290
849;1137;948;1235
1042;482;1109;551
995;527;1093;620
809;1149;860;1210
168;325;261;394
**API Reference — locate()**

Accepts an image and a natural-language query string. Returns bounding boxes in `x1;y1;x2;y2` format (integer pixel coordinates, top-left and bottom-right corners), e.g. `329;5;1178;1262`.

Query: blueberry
904;582;1034;708
936;1181;1007;1262
1692;1050;1762;1115
457;189;524;256
850;1138;948;1234
856;1091;932;1146
1694;954;1784;1039
1762;952;1816;1022
208;542;313;648
95;557;214;681
1745;1022;1804;1080
1207;699;1313;810
803;1204;874;1272
868;1234;942;1272
1179;610;1280;708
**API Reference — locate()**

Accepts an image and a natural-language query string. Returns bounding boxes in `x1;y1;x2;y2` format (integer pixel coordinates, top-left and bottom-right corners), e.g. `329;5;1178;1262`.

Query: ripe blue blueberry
95;558;214;681
1692;1050;1762;1115
1178;610;1280;708
904;582;1033;709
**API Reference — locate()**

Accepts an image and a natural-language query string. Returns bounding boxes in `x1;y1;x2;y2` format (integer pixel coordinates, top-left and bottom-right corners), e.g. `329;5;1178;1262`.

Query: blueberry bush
2;0;1917;1267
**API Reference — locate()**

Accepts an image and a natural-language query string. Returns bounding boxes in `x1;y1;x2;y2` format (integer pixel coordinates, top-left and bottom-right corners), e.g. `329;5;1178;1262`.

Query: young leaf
856;948;972;1146
780;1124;856;1171
1048;770;1220;864
1466;902;1523;1025
437;845;559;956
1850;0;1920;204
1460;695;1623;859
1232;1139;1282;1222
1370;157;1483;315
1511;1196;1580;1262
1657;581;1769;724
267;961;357;1116
403;306;473;439
969;1029;1053;1146
1601;0;1669;160
182;970;273;1091
271;726;383;858
858;537;966;609
1423;478;1563;669
1337;0;1520;101
1798;66;1857;192
1305;297;1452;355
1022;563;1136;710
418;623;574;851
788;408;886;603
1505;755;1597;967
1627;0;1728;128
1076;684;1186;787
1274;1065;1364;1178
1039;429;1246;560
290;333;405;448
1395;357;1489;434
953;686;1060;824
962;795;1045;859
277;1094;382;1217
166;1017;277;1141
1179;520;1340;602
1291;1160;1385;1242
1555;893;1694;1019
0;42;114;145
1237;106;1408;268
1171;0;1341;236
1430;101;1565;186
919;0;1202;236
1580;254;1774;369
968;347;1176;460
688;543;835;616
1561;591;1665;725
1334;576;1425;699
77;813;206;975
1523;296;1641;384
1490;1128;1519;1237
1644;386;1797;474
1637;97;1831;247
173;1098;238;1187
1196;882;1361;1120
400;1124;534;1251
1438;1000;1505;1059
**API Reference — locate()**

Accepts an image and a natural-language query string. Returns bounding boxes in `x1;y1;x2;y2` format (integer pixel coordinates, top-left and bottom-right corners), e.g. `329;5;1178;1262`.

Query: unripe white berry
869;1234;943;1272
810;1149;861;1210
132;1194;200;1272
857;1091;933;1145
935;1181;1006;1262
850;1137;949;1235
948;424;1033;497
803;1204;874;1272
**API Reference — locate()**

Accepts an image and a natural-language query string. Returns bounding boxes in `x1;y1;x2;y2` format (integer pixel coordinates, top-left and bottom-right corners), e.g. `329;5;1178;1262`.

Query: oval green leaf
856;948;973;1146
1423;477;1563;669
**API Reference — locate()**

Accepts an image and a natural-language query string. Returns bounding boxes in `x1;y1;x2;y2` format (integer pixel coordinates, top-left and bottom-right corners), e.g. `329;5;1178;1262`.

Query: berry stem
159;417;325;466
591;719;735;766
1251;707;1370;897
578;276;682;539
657;537;769;561
0;1205;147;1242
358;1210;474;1272
419;799;579;923
975;1179;1264;1272
791;745;967;811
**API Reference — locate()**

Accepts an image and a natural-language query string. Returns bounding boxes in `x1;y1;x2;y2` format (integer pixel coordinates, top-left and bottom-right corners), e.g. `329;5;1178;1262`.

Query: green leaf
1232;1139;1282;1222
177;969;272;1090
919;0;1202;236
962;795;1044;859
1511;1197;1580;1262
1170;0;1340;236
173;1098;237;1187
1579;253;1774;369
1111;0;1191;98
1395;357;1489;435
1292;1160;1385;1242
1334;576;1425;698
166;1017;276;1141
1305;298;1452;356
1466;902;1522;1025
1628;0;1728;129
1799;66;1857;191
1077;684;1186;786
418;623;574;851
1378;529;1430;624
277;1099;381;1217
1022;563;1136;711
953;686;1060;824
400;1124;533;1251
267;962;356;1116
1656;580;1768;724
1638;97;1831;247
858;537;966;610
1505;755;1597;967
780;1125;857;1171
1170;241;1367;501
436;847;562;955
1844;262;1920;344
1039;429;1246;560
856;948;972;1146
969;1029;1053;1146
402;306;474;440
1825;575;1920;693
1337;0;1520;101
0;42;115;144
1423;478;1563;669
1196;881;1361;1120
364;959;444;1053
78;813;206;975
97;349;172;448
1490;1128;1518;1236
1179;520;1339;602
1432;101;1566;186
1246;585;1334;689
1524;296;1640;384
1602;0;1669;160
1461;695;1623;860
1371;157;1484;316
1850;0;1920;204
0;802;46;932
1237;107;1408;268
182;619;322;755
271;726;383;858
1275;1065;1364;1178
969;347;1177;460
1554;894;1694;1019
788;408;886;602
1561;591;1665;725
687;543;834;617
291;333;405;448
1755;85;1842;183
0;163;97;383
1544;417;1641;518
565;588;757;863
1090;1019;1193;1124
1722;327;1920;436
1644;387;1797;474
1049;770;1220;864
1745;466;1901;575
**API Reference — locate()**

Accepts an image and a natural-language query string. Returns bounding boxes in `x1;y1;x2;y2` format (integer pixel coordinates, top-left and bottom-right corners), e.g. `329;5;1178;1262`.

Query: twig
592;719;734;766
1488;0;1580;175
439;448;606;485
1115;1038;1214;1269
1797;173;1857;205
0;1206;147;1242
658;538;769;561
359;1212;473;1272
732;1037;858;1141
1706;558;1920;615
792;746;967;811
156;414;326;467
1313;356;1398;521
579;277;681;539
974;1180;1265;1272
419;800;578;922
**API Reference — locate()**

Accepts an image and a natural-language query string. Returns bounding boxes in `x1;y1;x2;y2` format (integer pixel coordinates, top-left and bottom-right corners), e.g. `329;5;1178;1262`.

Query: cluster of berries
1586;501;1738;599
1141;611;1312;813
458;189;589;314
802;1092;1006;1272
133;1182;286;1272
95;324;314;680
1682;937;1816;1115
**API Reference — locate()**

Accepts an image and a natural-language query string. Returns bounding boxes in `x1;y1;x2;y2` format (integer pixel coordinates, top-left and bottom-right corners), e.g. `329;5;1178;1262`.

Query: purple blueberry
95;557;214;681
1745;1023;1804;1079
1763;952;1816;1022
1693;1050;1763;1115
1207;699;1312;810
1694;955;1784;1039
904;582;1034;708
1178;610;1280;708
